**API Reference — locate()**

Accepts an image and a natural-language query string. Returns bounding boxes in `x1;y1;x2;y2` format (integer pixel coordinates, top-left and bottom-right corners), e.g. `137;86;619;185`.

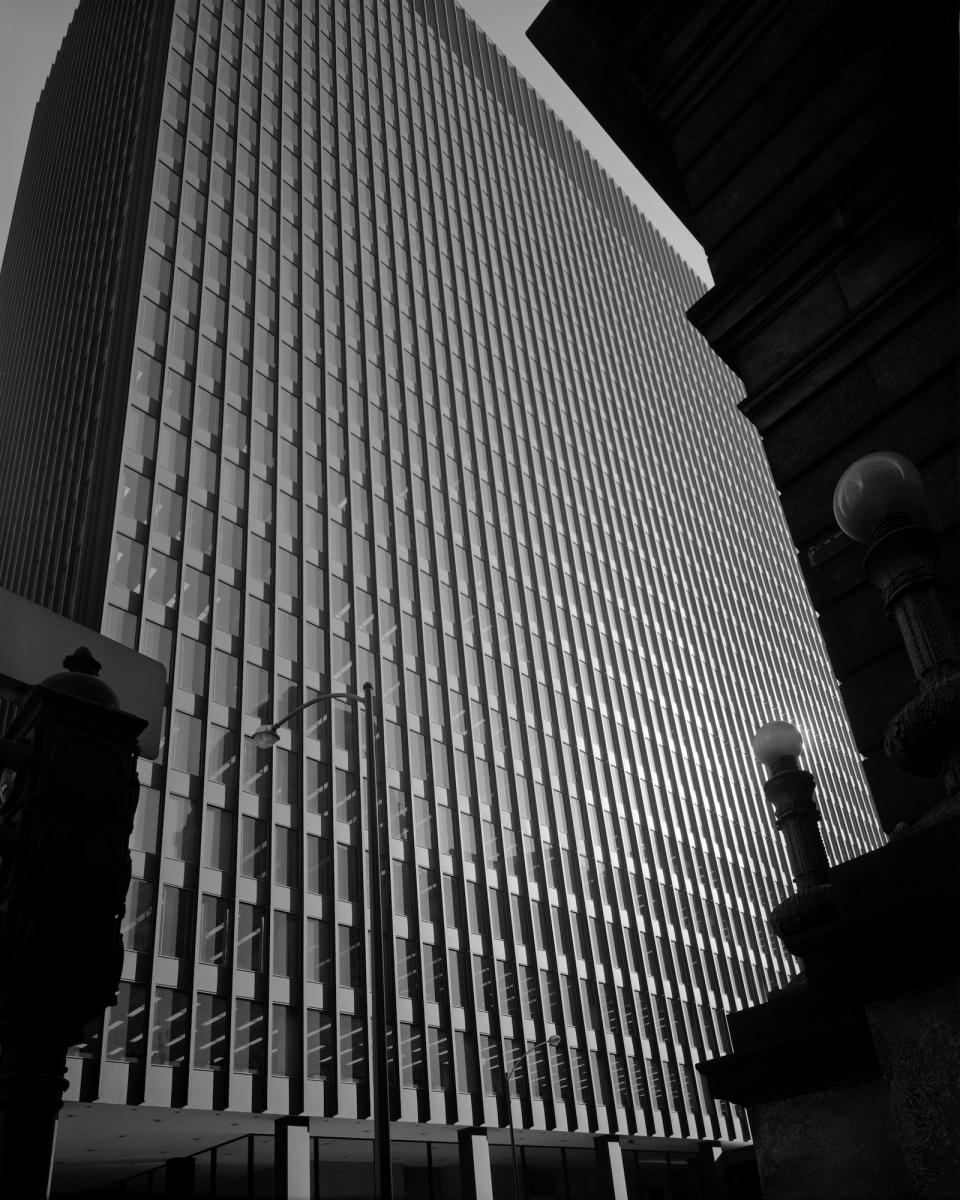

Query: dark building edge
75;0;179;630
0;0;176;628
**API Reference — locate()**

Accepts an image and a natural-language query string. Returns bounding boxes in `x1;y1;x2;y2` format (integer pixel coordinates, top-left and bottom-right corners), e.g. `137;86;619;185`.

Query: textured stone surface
750;1078;913;1200
868;981;960;1199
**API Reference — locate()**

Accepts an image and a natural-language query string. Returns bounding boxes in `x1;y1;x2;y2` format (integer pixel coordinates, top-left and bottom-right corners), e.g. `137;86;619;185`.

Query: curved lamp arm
250;689;367;748
504;1034;561;1084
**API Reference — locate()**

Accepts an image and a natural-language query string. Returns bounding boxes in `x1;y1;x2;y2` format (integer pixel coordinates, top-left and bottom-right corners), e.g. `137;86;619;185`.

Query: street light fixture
752;720;835;944
249;683;392;1200
833;452;960;814
503;1034;562;1200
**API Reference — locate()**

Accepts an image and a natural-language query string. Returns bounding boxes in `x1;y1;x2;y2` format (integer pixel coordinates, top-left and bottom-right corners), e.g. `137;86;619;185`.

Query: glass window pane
207;724;239;786
234;999;265;1073
194;994;228;1069
339;1014;366;1083
271;1004;299;1077
237;902;266;972
204;805;235;870
199;895;231;966
151;987;190;1066
306;1010;334;1080
274;825;298;886
336;842;359;901
121;878;156;953
105;982;147;1062
306;918;332;987
158;885;195;958
240;815;268;879
163;793;200;862
273;910;298;977
338;924;363;989
400;1022;426;1089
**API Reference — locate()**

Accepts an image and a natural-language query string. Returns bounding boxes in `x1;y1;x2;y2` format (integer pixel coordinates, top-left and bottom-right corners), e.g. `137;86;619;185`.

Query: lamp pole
833;452;960;817
503;1035;560;1200
252;684;392;1200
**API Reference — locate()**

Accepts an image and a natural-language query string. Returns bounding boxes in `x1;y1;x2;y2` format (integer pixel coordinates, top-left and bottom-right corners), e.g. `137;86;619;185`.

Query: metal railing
87;1131;274;1196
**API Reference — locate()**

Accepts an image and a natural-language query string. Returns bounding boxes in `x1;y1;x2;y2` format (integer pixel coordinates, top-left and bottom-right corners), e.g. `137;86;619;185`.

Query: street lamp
250;682;392;1200
833;452;960;814
752;720;835;944
503;1034;561;1200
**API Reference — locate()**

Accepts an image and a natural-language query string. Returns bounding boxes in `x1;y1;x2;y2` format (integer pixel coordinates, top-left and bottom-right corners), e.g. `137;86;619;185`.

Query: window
306;918;332;986
418;865;440;925
465;880;485;936
335;768;359;824
273;746;297;804
240;816;268;879
159;885;195;958
237;903;266;972
207;724;240;785
199;895;231;966
151;987;189;1066
338;924;363;988
204;805;235;871
339;1014;366;1082
488;888;506;941
389;787;410;840
131;787;160;853
400;1023;426;1088
478;1034;500;1096
413;794;432;848
336;842;359;901
436;804;455;854
427;1026;453;1091
121;879;155;953
306;759;331;815
530;1040;550;1100
306;1010;334;1080
235;999;265;1073
448;948;467;1008
105;982;147;1062
542;971;563;1025
396;938;418;997
473;954;495;1012
461;813;478;863
453;1030;478;1094
274;825;298;886
214;580;242;635
570;1047;591;1104
392;858;414;917
307;834;331;894
171;712;202;775
243;740;271;796
176;634;206;692
423;944;445;1005
443;875;463;931
163;794;200;862
273;911;298;977
272;1004;299;1076
194;993;228;1070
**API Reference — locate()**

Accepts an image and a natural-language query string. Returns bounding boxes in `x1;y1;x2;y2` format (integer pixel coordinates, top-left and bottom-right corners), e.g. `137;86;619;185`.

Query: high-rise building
0;0;882;1194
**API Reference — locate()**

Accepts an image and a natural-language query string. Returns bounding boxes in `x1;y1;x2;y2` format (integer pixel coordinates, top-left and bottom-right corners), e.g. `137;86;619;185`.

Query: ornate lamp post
251;682;392;1200
0;648;147;1199
503;1034;561;1200
752;721;835;942
833;452;960;821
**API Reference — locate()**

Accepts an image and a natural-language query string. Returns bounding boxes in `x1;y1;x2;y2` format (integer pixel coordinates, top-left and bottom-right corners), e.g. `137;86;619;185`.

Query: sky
0;0;710;280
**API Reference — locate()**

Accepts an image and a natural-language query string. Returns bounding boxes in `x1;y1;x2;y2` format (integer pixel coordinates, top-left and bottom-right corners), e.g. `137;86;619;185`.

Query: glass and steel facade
1;0;882;1174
